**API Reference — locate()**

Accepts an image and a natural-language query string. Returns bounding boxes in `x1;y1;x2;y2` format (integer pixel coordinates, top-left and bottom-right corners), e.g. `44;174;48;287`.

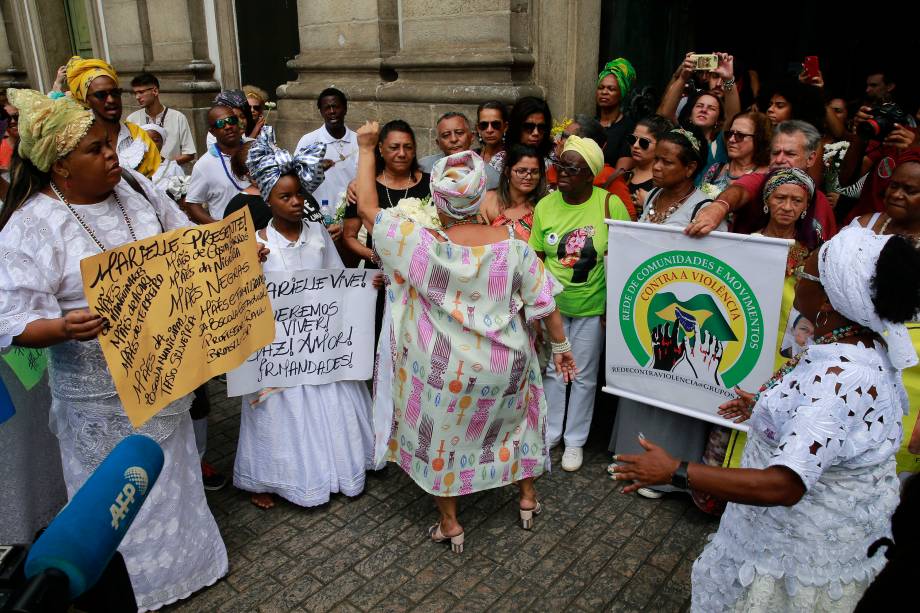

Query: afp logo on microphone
110;466;149;529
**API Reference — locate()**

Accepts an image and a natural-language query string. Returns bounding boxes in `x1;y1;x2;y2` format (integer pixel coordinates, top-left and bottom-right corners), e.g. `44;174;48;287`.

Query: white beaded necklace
50;181;137;251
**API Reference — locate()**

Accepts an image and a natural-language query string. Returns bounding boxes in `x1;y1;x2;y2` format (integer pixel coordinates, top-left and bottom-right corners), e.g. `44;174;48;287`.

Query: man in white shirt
183;104;251;224
127;72;197;165
295;88;357;210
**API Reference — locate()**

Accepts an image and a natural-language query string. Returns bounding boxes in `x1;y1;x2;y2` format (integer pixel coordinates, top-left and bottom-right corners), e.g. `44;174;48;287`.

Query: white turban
818;226;918;371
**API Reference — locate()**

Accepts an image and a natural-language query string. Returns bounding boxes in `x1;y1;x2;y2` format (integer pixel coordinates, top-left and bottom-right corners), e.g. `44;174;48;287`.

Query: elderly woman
531;135;631;471
700;111;771;193
608;126;726;496
614;225;920;611
354;121;576;553
0;90;226;610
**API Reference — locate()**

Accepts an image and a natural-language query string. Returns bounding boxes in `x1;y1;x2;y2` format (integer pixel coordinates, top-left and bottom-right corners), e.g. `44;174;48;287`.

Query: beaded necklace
647;185;695;224
753;324;874;402
50;181;137;252
442;217;482;230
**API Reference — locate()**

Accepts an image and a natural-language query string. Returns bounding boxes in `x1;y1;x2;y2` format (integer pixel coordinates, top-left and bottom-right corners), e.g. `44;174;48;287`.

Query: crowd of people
1;49;919;612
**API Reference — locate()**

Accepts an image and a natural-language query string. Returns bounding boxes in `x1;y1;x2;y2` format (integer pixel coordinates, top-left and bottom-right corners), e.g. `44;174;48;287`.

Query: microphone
24;435;164;599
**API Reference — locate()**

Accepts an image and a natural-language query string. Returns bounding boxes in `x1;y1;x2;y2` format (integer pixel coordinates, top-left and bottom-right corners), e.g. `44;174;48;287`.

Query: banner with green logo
604;221;790;431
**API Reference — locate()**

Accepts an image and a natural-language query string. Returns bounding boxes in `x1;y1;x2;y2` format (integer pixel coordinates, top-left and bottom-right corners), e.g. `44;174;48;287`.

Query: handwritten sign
80;208;274;427
1;347;47;390
227;269;376;396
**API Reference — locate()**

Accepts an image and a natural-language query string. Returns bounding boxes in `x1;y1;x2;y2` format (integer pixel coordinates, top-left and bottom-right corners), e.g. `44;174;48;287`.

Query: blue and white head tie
246;126;326;201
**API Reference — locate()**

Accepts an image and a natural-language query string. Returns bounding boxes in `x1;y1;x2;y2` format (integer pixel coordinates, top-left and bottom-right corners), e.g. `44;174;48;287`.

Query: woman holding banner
0;89;227;611
355;121;576;553
612;226;920;611
232;127;377;510
608;126;725;498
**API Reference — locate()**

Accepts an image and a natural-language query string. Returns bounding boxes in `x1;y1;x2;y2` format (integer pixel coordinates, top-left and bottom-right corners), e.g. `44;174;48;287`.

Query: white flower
700;182;722;200
392;196;442;228
822;141;850;168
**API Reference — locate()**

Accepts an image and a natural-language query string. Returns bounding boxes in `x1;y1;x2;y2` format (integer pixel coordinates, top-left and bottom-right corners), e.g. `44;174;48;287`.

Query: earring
800;210;807;220
763;205;769;214
815;311;828;330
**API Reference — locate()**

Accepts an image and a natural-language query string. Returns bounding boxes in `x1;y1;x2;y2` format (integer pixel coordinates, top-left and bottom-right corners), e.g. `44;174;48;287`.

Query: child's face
268;174;305;223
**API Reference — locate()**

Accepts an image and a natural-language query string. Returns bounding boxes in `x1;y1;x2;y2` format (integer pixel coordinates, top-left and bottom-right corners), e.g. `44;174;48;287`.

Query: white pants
544;315;602;447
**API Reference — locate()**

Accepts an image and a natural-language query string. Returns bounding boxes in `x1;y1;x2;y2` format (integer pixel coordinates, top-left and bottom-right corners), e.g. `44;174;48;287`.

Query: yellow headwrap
562;135;604;177
7;88;94;172
65;55;118;104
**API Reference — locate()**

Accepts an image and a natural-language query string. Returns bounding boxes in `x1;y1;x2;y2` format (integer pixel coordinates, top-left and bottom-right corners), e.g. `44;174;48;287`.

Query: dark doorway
235;0;299;98
600;1;920;116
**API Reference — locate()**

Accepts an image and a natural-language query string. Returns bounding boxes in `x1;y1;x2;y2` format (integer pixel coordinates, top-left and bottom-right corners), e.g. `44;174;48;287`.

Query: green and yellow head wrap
7;88;94;172
597;57;636;99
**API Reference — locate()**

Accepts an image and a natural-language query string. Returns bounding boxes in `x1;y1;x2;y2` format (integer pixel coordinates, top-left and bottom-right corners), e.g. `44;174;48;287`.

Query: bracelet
713;198;732;213
551;338;572;354
722;76;736;92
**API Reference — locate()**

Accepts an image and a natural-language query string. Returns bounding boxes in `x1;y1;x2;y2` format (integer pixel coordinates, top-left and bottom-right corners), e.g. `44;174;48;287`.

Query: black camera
857;103;911;141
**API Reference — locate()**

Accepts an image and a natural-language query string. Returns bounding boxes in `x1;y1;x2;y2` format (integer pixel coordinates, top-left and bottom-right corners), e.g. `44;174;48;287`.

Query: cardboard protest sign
80;208;274;427
604;221;789;431
227;268;376;396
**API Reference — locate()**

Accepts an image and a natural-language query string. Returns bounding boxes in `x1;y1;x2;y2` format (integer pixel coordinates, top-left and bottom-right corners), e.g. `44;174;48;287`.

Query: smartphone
690;54;718;71
803;56;820;79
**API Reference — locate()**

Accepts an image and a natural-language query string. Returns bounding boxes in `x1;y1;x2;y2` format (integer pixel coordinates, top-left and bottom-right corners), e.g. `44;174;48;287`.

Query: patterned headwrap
597;57;636;98
430;151;486;220
7;88;94;172
670;128;701;154
763;167;815;203
819;226;918;373
562;134;604;176
214;90;248;110
245;126;325;201
65;56;118;105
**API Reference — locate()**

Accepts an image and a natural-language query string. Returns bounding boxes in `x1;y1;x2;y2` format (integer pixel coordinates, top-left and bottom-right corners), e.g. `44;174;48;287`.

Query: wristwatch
671;461;691;490
722;76;736;92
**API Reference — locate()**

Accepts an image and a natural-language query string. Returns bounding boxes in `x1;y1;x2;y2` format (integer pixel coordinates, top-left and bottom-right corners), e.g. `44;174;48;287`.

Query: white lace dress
691;342;904;612
0;172;228;611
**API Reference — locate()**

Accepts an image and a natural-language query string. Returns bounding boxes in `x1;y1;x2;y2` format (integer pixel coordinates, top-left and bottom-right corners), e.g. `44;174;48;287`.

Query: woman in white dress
233;127;376;509
612;226;920;611
0;89;227;611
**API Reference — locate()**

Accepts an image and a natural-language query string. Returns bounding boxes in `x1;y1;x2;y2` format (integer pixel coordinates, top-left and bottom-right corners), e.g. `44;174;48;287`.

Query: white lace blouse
692;341;904;611
0;170;191;347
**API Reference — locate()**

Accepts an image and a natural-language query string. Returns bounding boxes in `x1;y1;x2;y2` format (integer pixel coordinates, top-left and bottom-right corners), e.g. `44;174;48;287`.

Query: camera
857;103;911;141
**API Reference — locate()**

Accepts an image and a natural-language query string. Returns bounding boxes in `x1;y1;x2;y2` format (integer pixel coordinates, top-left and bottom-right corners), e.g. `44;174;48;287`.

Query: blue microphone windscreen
25;434;164;598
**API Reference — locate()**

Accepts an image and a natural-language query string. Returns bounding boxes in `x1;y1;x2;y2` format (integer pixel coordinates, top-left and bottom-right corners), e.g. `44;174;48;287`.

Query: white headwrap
818;226;918;371
141;123;168;145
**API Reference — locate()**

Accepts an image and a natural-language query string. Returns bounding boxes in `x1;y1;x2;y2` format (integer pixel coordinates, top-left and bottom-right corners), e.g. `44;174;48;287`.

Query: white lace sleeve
0;221;63;347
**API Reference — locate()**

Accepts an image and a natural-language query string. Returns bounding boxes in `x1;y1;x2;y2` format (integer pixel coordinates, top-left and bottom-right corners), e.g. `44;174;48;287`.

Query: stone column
0;2;29;89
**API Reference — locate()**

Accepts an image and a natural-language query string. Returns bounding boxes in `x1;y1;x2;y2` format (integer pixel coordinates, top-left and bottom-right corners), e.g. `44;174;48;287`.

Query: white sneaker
561;447;583;471
636;487;664;499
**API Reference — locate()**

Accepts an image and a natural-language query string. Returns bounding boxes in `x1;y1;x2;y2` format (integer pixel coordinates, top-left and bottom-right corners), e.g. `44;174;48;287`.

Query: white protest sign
227;268;376;395
604;221;790;431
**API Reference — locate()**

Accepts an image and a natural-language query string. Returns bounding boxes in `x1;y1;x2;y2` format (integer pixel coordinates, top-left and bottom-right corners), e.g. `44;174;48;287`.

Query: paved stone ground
165;382;718;612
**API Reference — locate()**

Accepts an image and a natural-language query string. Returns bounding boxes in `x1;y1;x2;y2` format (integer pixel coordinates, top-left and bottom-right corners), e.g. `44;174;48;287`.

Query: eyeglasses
89;88;123;101
522;122;547;134
211;115;240;129
626;134;653;150
133;86;156;97
511;167;540;178
793;265;821;284
554;161;588;176
725;130;755;142
478;120;503;131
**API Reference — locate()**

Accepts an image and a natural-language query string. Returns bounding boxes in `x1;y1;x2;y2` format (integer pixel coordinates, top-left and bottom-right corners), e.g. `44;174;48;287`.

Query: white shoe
636;487;664;499
561;447;583;471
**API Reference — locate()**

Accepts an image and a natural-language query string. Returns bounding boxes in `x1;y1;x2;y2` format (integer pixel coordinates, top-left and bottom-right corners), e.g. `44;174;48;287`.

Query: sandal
428;523;464;553
519;501;543;530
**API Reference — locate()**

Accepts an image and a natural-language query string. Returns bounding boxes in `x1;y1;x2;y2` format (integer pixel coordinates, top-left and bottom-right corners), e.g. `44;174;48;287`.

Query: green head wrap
597;58;636;99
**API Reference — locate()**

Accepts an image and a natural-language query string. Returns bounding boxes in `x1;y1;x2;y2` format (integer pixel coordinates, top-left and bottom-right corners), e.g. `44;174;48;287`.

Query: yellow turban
7;88;94;172
65;55;118;104
562;134;604;176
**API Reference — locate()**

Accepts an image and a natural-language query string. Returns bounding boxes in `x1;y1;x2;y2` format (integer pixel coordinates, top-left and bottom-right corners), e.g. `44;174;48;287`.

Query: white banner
227;269;376;395
604;221;791;431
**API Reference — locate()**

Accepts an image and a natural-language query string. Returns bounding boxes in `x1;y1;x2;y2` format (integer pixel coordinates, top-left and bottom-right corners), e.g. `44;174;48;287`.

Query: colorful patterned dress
372;208;558;496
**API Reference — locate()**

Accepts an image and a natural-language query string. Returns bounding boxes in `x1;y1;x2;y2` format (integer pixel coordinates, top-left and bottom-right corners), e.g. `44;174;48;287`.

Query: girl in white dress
0;89;226;611
233;127;376;509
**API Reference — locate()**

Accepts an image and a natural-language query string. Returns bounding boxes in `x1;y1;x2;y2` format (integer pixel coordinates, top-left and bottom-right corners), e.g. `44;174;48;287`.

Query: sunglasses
554;161;588;176
793;265;821;284
725;130;755;142
7;114;18;123
478;120;503;131
511;167;540;178
250;105;263;113
211;115;240;129
90;88;123;101
626;134;653;150
522;122;547;134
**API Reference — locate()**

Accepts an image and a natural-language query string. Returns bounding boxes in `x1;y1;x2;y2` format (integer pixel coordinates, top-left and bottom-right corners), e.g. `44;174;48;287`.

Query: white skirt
234;380;375;506
58;411;228;612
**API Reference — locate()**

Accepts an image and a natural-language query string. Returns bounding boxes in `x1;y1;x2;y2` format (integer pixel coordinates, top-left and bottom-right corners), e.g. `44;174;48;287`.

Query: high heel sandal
428;523;464;553
519;501;543;530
